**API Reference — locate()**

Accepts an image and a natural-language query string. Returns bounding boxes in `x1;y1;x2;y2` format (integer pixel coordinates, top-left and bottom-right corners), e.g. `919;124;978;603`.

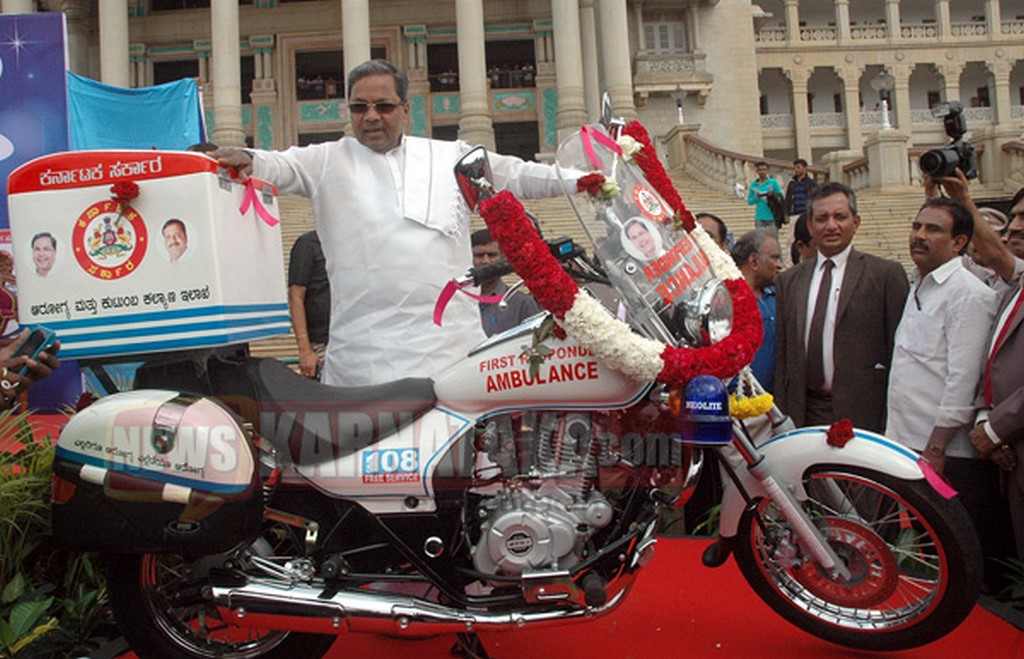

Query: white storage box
7;150;290;359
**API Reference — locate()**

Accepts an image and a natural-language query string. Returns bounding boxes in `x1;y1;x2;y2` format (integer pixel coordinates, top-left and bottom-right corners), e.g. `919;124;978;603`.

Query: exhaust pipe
210;577;633;636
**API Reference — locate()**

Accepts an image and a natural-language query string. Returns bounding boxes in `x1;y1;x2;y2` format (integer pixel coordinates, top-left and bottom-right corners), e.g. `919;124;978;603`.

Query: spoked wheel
733;466;982;651
106;527;336;659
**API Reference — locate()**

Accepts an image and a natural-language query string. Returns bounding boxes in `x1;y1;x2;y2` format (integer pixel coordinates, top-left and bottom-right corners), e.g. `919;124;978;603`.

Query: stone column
533;20;558;151
404;25;427;72
890;64;913;136
838;65;863;151
986;0;1002;38
550;0;587;142
99;0;130;88
597;0;635;122
937;61;963;104
195;40;211;86
249;35;278;150
579;0;600;121
61;1;92;76
988;59;1014;128
834;0;851;43
885;0;901;39
403;26;429;138
783;0;800;43
129;43;146;88
455;0;494;149
785;66;812;161
341;0;370;84
632;1;644;57
210;0;245;147
936;0;951;40
1;0;35;13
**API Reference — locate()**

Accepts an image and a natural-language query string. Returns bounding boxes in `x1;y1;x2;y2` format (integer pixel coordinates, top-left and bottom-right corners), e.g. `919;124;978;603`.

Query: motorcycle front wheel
106;541;337;659
733;466;982;651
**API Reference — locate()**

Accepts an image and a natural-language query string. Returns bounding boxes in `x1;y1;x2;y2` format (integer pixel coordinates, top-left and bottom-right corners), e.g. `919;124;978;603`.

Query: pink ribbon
239;179;280;227
433;279;505;326
580;125;623;171
918;458;958;499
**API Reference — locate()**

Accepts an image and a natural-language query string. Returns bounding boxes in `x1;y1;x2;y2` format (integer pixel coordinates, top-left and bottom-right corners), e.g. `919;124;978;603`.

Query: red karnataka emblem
73;200;147;280
632;184;668;222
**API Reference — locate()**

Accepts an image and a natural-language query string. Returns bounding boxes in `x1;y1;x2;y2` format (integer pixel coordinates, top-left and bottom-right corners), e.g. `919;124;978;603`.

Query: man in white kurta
218;60;567;386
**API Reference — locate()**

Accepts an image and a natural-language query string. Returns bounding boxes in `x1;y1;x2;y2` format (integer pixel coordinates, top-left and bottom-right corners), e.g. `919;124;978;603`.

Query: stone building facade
4;0;1023;175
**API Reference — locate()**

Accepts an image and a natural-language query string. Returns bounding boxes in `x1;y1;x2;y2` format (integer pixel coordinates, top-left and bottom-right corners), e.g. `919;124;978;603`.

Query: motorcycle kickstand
451;631;493;659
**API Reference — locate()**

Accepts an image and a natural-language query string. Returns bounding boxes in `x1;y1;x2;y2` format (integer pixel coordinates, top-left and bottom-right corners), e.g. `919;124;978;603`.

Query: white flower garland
557;223;746;383
560;291;666;381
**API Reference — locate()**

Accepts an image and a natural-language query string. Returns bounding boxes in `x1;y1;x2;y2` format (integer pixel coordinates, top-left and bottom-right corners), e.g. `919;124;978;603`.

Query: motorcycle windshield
555;124;718;347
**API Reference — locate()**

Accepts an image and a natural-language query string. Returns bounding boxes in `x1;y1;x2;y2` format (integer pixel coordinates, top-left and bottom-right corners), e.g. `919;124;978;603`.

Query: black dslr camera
919;101;978;179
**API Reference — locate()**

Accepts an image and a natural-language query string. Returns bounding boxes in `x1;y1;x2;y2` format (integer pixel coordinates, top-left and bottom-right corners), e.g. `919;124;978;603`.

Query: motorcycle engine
469;411;615;576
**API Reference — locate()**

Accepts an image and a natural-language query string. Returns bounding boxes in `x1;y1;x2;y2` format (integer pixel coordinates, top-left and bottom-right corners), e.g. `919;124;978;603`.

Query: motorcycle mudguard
51;390;263;553
718;426;925;538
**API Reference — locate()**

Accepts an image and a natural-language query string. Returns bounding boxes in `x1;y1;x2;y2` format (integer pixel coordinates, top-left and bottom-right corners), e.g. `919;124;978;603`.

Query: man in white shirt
886;197;996;469
885;197;1014;588
216;60;567;386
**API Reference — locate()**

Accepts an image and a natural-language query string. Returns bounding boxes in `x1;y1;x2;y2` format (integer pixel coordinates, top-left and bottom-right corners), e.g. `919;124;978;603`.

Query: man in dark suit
774;182;909;432
967;185;1024;561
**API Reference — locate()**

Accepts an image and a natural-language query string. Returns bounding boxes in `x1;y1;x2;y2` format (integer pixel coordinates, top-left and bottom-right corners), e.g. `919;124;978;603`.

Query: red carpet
115;537;1023;659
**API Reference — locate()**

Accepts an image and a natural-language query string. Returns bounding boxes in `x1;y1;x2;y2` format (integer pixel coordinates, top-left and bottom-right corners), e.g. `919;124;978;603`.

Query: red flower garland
621;122;695;232
477;190;762;388
479;191;580;319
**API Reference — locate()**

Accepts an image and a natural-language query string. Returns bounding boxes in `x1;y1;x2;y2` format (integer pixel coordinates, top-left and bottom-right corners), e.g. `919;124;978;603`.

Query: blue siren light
678;375;733;445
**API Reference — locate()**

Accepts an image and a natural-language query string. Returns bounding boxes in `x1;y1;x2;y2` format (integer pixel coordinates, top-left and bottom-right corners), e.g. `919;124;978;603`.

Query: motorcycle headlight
682;279;733;347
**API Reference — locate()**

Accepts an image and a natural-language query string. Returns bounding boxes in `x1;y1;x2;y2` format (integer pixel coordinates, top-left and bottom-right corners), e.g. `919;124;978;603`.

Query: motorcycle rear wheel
733;466;982;651
106;551;337;659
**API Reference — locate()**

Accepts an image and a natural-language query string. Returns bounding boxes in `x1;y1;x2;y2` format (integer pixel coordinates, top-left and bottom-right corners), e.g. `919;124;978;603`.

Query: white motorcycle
50;115;982;658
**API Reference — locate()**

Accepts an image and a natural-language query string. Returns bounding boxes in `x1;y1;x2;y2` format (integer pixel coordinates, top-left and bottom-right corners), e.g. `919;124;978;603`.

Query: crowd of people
727;172;1024;592
254;59;1024;593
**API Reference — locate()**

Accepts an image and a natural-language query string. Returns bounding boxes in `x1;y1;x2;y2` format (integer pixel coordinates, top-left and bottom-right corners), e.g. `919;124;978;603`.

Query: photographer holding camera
926;166;1024;566
919;102;978;181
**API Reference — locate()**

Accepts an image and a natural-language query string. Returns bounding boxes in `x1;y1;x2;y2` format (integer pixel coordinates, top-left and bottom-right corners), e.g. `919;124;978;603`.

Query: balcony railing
901;23;938;38
760;107;1012;131
850;25;887;40
808;112;846;128
1002;19;1024;34
758;20;1023;45
800;26;836;41
754;27;788;43
951;21;987;37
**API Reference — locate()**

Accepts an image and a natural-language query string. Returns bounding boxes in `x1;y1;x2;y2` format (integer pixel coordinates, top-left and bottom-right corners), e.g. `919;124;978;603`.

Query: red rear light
51;473;77;503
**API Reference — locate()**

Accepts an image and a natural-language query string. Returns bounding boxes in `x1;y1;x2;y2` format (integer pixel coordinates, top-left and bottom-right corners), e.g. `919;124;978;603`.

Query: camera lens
919;147;960;178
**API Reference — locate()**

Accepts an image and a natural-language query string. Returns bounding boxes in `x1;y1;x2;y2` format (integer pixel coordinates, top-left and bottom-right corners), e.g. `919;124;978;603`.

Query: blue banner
0;13;69;231
67;73;204;151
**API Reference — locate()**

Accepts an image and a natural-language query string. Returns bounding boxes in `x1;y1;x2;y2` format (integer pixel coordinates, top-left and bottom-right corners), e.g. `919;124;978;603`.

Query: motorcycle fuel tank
434;319;651;416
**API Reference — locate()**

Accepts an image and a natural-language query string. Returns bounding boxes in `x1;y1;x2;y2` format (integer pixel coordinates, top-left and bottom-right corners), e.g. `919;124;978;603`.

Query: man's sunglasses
348;101;405;115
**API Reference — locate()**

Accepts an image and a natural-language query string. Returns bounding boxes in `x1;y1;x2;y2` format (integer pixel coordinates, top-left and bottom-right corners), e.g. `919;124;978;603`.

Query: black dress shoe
701;536;734;568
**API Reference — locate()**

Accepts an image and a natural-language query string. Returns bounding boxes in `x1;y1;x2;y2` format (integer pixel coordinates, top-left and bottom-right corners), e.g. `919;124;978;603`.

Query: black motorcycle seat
249;358;438;465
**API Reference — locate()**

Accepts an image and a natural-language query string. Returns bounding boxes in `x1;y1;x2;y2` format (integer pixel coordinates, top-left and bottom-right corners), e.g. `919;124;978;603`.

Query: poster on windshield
556;126;715;347
7;150;290;358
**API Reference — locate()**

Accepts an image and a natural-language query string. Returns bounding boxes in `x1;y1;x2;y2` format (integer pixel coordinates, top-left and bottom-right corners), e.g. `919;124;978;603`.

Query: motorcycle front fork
719;409;852;581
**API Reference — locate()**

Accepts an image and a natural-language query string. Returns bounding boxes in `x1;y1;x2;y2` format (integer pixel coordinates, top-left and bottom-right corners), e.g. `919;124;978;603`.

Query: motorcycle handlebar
468;259;516;285
465;237;583;286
